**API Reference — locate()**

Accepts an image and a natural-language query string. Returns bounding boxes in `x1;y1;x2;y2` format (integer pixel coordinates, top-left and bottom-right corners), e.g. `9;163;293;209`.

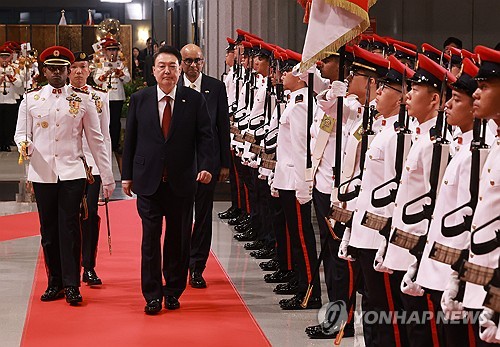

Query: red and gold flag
300;0;377;72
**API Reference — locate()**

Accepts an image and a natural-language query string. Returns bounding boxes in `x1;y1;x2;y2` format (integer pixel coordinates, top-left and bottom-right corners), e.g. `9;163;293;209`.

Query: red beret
475;45;500;80
352;45;389;76
411;54;456;89
384;55;415;84
39;45;75;65
386;38;417;52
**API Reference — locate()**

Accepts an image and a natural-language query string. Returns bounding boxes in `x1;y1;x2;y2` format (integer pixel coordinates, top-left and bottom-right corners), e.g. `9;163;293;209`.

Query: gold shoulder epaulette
72;86;90;94
91;85;108;93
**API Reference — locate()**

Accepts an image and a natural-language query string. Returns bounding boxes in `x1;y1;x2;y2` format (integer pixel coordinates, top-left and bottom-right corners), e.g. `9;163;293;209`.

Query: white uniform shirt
463;134;500;309
93;60;131;100
349;114;399;249
224;67;236;107
14;85;114;185
274;87;310;192
416;130;473;290
80;85;112;175
0;64;22;104
383;117;437;271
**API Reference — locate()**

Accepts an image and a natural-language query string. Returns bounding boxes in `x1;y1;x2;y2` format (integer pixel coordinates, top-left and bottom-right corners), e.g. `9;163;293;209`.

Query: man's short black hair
153;45;182;65
443;36;463;49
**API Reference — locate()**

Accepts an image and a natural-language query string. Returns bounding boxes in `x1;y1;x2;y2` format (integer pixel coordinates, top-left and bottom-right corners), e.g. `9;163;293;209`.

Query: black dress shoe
228;214;249;226
219;207;241;219
234;229;256;241
244;240;265;250
189;271;207;289
82;268;102;286
273;281;299;295
251;247;276;259
305;324;355;339
165;296;180;310
40;286;64;301
234;221;252;233
259;259;280;271
279;294;321;310
64;286;83;305
144;299;162;315
264;270;295;283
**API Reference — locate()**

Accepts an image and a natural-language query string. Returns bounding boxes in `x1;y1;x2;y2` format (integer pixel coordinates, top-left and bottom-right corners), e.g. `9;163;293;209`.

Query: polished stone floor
0;150;364;346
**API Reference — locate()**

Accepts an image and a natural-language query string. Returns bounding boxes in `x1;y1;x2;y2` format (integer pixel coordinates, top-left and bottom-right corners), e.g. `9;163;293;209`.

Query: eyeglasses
377;81;402;93
182;58;204;65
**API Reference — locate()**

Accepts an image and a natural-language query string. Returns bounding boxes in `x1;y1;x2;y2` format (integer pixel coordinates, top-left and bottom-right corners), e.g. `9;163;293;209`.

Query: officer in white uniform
93;38;130;153
70;51;111;287
380;54;456;346
14;46;115;306
0;45;22;151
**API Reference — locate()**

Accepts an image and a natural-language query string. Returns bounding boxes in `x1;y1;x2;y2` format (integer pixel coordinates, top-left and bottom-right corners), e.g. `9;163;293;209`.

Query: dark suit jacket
178;73;230;175
121;85;213;197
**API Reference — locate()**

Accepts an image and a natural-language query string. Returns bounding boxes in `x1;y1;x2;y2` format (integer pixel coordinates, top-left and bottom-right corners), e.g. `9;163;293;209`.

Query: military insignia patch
353;123;364;142
66;93;82;115
319;114;335;133
295;94;304;103
53;50;60;57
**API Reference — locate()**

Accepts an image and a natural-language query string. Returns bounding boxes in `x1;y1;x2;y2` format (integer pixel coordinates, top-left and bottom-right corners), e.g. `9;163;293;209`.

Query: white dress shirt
157;85;176;125
183;73;202;93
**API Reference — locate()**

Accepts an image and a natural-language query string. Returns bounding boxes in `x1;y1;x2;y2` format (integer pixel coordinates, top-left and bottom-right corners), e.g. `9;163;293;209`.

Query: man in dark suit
121;45;213;315
179;44;231;289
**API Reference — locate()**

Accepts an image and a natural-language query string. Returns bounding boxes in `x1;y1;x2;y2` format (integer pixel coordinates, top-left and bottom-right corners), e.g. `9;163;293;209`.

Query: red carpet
0;212;40;241
5;200;270;347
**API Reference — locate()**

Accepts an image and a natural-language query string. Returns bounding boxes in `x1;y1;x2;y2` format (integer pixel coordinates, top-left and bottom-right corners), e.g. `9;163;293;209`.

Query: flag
59;9;67;25
300;0;377;72
86;9;94;26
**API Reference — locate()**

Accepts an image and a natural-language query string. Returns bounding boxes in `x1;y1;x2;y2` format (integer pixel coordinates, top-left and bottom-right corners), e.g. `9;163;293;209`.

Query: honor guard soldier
0;44;22;151
93;38;131;153
379;54;456;346
340;55;414;346
14;46;115;305
69;51;112;286
451;45;500;346
414;57;490;346
272;50;322;310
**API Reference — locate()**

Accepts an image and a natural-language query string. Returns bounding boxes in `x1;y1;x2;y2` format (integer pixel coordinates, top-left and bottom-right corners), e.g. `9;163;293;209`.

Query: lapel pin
182;99;186;102
204;90;209;93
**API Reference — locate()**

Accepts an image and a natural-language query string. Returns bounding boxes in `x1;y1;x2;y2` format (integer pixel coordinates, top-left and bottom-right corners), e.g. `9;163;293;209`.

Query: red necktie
161;96;172;139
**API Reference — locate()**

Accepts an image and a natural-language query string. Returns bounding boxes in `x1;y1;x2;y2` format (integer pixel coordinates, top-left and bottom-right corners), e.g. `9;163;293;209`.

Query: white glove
248;159;259;169
338;227;355;261
479;308;500;343
326;80;348;100
296;183;313;205
102;182;116;199
17;139;34;156
267;171;275;186
401;260;424;296
441;271;466;320
373;239;393;274
270;185;279;198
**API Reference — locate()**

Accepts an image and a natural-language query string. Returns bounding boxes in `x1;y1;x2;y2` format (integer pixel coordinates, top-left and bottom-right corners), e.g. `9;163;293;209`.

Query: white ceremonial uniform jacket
349;114;399;249
416;130;474;290
80;85;112;175
383;117;437;271
274;87;310;192
93;60;131;101
463;134;500;309
14;85;114;186
0;64;22;104
224;67;236;107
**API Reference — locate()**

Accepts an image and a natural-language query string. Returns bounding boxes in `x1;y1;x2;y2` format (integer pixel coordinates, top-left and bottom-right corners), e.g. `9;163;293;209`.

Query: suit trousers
278;190;320;298
81;175;101;270
109;100;124;152
190;176;217;273
357;248;409;347
33;179;86;288
137;181;194;301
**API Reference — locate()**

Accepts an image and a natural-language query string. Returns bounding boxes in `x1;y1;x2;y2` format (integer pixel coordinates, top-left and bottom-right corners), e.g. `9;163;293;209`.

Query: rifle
336;79;375;203
371;71;412;208
440;119;490;238
391;74;450;277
